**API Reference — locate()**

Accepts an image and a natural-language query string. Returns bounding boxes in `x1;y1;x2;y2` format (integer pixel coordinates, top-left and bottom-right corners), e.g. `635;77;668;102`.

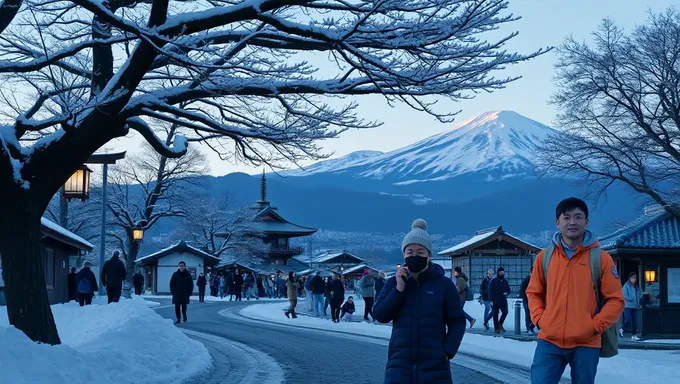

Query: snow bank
0;296;211;384
142;294;286;303
241;301;680;382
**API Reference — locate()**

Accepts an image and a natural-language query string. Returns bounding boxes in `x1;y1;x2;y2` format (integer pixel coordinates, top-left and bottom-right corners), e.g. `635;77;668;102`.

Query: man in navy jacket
374;219;467;384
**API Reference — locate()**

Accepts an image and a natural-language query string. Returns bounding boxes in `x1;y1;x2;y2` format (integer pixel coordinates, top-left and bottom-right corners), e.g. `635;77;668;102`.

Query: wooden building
293;250;365;272
135;240;220;294
600;207;680;335
438;226;540;296
0;218;93;305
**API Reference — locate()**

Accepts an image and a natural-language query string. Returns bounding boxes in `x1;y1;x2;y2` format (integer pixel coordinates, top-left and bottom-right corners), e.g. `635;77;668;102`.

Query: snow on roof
136;241;220;265
295;250;365;264
438;226;540;255
40;217;94;251
600;211;680;250
341;264;379;275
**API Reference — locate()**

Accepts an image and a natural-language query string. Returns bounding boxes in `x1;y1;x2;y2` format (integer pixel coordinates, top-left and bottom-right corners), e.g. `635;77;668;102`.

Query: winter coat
519;275;531;301
304;276;313;291
132;272;144;287
329;279;345;304
101;256;126;288
479;277;491;301
311;275;325;295
68;272;77;292
375;277;386;299
373;263;466;384
360;275;376;298
341;301;355;314
286;278;301;298
623;282;642;309
197;275;207;288
233;273;244;289
170;269;194;305
75;267;99;294
324;279;333;298
488;275;510;306
454;273;469;302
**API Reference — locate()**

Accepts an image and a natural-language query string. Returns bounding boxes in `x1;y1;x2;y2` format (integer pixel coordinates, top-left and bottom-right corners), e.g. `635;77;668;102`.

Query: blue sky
113;1;678;176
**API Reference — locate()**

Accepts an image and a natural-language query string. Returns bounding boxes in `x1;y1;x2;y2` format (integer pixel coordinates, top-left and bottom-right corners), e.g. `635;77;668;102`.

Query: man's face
498;271;504;278
348;298;353;303
487;271;493;278
404;244;429;260
453;271;459;277
179;263;186;271
556;207;589;241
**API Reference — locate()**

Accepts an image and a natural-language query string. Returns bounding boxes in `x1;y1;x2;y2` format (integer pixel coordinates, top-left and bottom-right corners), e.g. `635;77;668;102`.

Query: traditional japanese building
438;226;541;296
292;250;365;272
600;206;680;335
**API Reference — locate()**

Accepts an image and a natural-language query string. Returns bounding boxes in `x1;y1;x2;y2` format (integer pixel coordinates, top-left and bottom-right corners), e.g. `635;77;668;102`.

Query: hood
458;272;469;281
552;229;598;249
420;262;445;280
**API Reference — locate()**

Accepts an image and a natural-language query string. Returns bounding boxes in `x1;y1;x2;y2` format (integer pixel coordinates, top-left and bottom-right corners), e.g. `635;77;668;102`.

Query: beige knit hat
401;219;432;254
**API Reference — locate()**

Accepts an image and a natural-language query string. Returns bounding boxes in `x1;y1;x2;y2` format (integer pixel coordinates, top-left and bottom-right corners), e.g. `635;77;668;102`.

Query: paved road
153;300;536;383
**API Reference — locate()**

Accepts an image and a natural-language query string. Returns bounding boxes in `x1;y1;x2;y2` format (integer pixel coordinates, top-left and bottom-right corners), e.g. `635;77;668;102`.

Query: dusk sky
110;0;678;176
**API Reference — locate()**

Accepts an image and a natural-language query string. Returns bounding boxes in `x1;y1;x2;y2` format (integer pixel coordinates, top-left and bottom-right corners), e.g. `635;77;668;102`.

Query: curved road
153;300;540;384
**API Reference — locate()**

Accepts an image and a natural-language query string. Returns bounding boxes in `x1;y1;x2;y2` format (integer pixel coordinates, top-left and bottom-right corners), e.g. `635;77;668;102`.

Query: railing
269;246;304;255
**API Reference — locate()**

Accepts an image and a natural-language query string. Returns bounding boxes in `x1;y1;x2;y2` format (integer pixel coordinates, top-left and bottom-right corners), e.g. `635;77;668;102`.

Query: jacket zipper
414;279;420;383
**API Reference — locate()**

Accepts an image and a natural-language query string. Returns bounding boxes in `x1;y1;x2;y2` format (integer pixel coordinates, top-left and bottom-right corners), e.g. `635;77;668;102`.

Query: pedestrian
284;272;301;318
526;197;624;384
489;266;510;334
479;269;494;330
101;250;127;304
374;219;466;384
197;272;207;303
519;268;535;334
67;267;77;302
304;274;314;311
219;274;227;299
311;271;326;317
257;274;265;298
232;268;243;301
170;261;194;324
132;270;144;296
329;274;344;323
244;272;254;300
453;266;476;328
340;296;356;322
226;269;234;300
374;272;386;299
359;269;376;322
324;276;333;316
621;272;642;341
209;274;218;297
76;261;98;306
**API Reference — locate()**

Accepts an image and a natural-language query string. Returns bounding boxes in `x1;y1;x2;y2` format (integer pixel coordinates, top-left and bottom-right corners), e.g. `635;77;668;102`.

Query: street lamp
132;226;144;241
644;269;657;283
63;165;92;202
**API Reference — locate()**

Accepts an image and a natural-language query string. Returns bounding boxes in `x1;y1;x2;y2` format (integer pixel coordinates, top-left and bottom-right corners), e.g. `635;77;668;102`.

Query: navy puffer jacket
373;263;467;384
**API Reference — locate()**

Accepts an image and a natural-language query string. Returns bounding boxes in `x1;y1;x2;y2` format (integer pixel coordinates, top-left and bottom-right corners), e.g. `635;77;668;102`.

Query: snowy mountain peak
280;150;383;176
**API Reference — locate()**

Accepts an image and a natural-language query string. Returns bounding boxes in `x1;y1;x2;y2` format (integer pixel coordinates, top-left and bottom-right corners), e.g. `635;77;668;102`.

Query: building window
642;265;660;307
666;267;680;305
277;238;287;248
44;248;55;289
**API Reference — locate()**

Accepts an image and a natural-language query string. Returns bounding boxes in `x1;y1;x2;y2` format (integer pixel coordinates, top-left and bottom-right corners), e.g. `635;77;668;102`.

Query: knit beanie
401;219;432;254
497;267;504;273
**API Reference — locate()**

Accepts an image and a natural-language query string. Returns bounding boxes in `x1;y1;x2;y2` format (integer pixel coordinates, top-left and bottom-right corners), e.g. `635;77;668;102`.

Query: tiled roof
136;241;221;265
293;251;364;264
438;226;540;256
600;211;680;250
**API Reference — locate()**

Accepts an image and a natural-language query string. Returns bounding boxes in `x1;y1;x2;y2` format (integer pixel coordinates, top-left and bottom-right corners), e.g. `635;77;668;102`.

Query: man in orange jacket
527;197;624;384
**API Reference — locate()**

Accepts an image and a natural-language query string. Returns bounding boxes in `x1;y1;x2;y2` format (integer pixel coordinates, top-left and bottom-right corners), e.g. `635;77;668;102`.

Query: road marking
182;328;285;384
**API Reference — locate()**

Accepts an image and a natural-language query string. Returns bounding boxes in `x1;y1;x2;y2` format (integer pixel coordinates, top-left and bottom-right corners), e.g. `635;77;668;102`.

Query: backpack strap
589;247;602;309
541;244;555;286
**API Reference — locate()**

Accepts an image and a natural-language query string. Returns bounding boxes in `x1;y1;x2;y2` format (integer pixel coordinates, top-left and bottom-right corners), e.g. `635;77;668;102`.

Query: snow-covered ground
142;294;286;303
0;296;211;384
241;299;680;382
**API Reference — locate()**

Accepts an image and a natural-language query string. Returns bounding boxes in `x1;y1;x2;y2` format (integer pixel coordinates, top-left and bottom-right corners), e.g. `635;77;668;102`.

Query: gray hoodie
552;230;597;259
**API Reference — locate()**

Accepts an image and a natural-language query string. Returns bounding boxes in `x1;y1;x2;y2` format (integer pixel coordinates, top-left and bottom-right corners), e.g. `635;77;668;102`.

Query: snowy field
241;299;680;383
0;296;212;384
142;294;287;303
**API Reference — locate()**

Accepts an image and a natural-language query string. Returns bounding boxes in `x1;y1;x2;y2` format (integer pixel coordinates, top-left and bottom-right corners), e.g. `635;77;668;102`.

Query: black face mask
497;274;504;279
405;256;428;273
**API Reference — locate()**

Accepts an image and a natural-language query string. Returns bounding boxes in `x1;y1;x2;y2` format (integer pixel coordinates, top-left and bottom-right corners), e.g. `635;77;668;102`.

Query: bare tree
537;9;680;216
176;194;268;264
45;189;102;243
0;0;544;344
107;136;207;282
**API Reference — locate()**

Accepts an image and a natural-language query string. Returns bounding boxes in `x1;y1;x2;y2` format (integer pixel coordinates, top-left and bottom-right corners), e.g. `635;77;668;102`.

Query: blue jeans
460;300;474;322
483;301;492;324
531;340;599;384
305;289;314;310
622;308;638;335
313;294;324;316
523;300;535;330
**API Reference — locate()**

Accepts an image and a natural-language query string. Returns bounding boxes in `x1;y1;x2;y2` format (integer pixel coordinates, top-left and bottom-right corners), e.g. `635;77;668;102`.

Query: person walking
374;272;386;299
197;272;207;303
304;275;314;311
329;274;345;323
359;269;376;322
101;250;127;304
519;268;535;334
311;271;326;317
621;272;642;341
170;261;194;324
232;268;243;301
489;267;510;334
374;219;466;384
527;197;624;384
453;266;476;328
67;267;77;302
284;272;301;318
76;261;98;306
324;276;333;316
132;270;144;296
479;269;494;330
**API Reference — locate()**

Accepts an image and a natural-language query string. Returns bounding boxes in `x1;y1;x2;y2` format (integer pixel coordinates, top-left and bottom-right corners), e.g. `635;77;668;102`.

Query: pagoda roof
600;208;680;250
438;226;540;256
253;206;317;236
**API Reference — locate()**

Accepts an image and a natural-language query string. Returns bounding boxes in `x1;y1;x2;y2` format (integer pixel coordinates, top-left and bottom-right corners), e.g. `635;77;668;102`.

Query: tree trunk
0;202;61;345
125;238;139;284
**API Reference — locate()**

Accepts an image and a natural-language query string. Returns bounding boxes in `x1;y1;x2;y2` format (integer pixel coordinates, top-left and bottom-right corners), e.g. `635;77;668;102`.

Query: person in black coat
374;272;386;300
324;276;333;316
76;261;99;306
132;271;144;295
310;272;326;316
170;261;194;323
374;219;466;384
67;267;77;302
479;269;494;330
519;269;535;333
196;273;207;303
232;268;244;301
101;250;127;304
328;274;345;322
488;267;511;334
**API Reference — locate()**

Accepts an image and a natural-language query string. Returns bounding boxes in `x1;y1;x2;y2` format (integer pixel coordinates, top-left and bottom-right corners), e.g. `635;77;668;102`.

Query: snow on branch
125;117;188;158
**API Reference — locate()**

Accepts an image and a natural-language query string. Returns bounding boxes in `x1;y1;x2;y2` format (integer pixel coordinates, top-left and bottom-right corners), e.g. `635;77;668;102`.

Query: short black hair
454;266;462;273
556;197;589;220
178;261;186;266
348;296;353;300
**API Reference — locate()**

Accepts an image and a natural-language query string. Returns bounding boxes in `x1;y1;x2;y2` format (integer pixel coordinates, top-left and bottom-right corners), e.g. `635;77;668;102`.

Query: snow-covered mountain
282;111;557;184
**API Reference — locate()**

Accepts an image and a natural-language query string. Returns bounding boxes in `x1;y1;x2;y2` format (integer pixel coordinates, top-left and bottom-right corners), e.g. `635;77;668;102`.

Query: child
341;296;356;321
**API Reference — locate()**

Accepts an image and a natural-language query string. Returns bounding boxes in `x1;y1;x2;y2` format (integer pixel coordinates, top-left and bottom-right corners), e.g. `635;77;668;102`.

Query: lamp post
132;226;144;242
